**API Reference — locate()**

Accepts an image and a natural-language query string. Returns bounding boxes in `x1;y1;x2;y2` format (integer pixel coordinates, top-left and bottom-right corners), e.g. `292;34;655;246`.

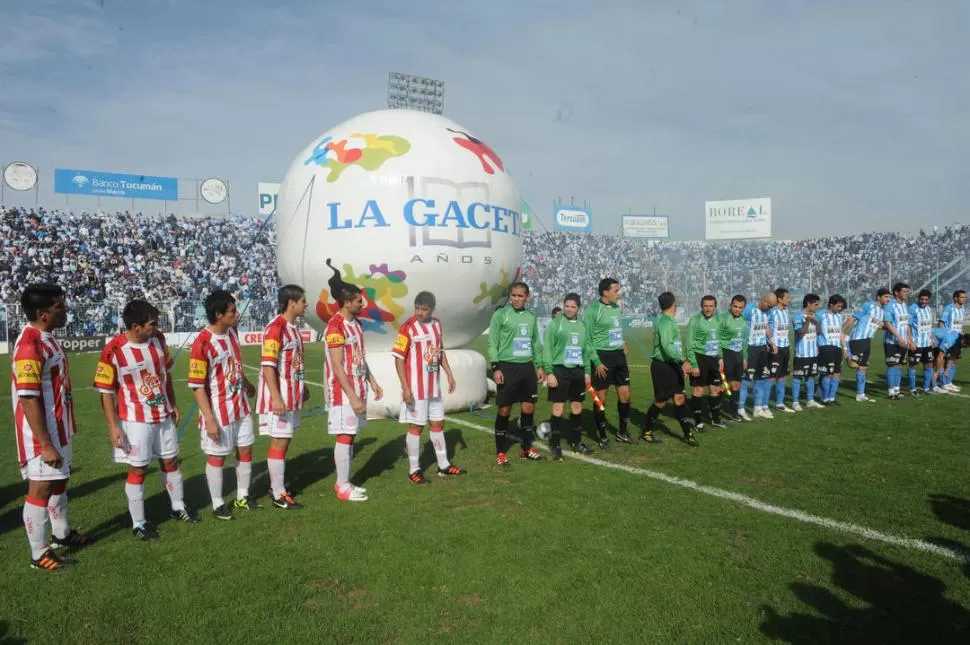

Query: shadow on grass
759;542;970;644
926;493;970;579
0;471;127;538
0;621;27;645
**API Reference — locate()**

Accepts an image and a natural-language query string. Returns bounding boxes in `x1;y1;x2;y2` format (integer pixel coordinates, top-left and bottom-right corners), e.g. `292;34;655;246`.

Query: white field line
442;415;970;564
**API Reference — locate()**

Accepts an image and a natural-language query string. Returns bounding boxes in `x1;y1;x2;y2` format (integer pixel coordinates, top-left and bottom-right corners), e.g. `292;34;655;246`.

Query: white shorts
20;441;72;481
258;411;302;439
399;397;445;426
327;400;368;436
201;416;255;456
113;419;179;467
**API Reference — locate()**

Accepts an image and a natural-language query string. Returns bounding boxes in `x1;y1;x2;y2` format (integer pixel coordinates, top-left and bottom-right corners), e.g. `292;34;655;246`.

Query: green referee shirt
685;312;722;369
583;300;624;365
487;304;542;365
653;313;685;363
542;315;593;373
717;311;748;359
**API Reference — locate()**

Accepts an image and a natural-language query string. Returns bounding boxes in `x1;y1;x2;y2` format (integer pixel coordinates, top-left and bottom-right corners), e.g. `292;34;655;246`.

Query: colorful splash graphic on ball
303;133;411;182
473;266;522;305
317;259;408;333
447;128;505;175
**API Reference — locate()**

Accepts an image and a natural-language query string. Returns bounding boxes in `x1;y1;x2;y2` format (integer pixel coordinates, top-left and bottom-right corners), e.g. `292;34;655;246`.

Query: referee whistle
586;384;605;411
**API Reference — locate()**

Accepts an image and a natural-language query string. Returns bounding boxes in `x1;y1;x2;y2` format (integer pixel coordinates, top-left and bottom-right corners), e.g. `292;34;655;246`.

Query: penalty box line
242;362;970;563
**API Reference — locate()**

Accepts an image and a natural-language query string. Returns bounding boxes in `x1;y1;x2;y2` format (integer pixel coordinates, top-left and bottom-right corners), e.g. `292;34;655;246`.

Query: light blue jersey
933;328;961;353
769;307;791;349
817;311;845;348
909;304;935;348
849;301;885;341
882;301;911;345
743;302;770;347
940;304;965;332
791;310;819;358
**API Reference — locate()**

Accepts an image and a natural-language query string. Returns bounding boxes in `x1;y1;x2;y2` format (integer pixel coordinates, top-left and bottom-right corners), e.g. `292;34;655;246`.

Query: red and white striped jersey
188;327;251;428
256;315;305;413
324;315;367;406
94;331;174;423
11;326;76;468
392;316;444;400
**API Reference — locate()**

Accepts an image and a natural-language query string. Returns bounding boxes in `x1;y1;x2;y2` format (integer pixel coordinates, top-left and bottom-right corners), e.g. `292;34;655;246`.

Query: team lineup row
10;277;969;570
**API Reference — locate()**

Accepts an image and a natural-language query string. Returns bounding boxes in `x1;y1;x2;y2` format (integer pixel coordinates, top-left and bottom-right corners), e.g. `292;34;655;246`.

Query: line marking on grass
442;414;970;564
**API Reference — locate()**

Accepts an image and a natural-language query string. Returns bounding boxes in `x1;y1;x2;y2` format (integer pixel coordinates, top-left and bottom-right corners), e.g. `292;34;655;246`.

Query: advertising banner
705;197;771;240
54;168;178;201
241;330;312;346
258;182;280;216
622;215;669;239
553;206;592;232
59;336;107;353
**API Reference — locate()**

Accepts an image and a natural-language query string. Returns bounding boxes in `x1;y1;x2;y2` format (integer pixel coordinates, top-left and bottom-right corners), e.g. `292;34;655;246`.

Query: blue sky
0;0;966;239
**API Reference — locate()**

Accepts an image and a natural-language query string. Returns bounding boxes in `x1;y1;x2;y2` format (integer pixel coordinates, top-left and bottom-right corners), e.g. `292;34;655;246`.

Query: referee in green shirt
685;295;725;429
583;278;632;448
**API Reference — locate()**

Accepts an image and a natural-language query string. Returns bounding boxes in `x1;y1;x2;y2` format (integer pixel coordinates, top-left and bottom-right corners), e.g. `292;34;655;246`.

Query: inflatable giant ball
275;109;523;352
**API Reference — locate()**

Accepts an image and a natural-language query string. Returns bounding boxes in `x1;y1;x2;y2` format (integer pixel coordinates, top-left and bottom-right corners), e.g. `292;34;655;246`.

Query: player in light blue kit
846;288;891;402
931;327;970;392
769;288;794;412
907;289;936;395
738;291;777;420
882;282;914;400
938;289;966;392
817;295;848;405
790;294;825;410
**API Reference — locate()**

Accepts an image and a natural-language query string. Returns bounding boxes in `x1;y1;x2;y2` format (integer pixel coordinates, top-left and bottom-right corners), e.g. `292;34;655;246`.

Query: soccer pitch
1;332;969;644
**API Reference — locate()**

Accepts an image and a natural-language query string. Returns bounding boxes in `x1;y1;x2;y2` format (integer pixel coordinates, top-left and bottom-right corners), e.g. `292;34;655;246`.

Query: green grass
1;332;969;644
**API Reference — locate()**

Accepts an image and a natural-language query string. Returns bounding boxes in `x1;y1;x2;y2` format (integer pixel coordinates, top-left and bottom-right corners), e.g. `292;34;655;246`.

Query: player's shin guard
160;461;186;512
550;415;563;449
520;413;535;450
429;428;450;470
333;435;353;491
729;389;740;415
592;405;608;440
125;471;146;528
923;367;933;391
235;451;252;500
494;414;510;454
806;377;815;402
708;395;722;424
909;367;918;391
406;429;422;474
47;481;69;539
267;447;287;499
832;375;841;399
617;401;630;434
775;379;786;406
643;403;662;431
205;456;226;509
792;377;802;404
673;404;692;436
855;370;866;396
690;396;704;424
570;412;583;445
24;495;50;560
753;380;764;408
739;379;750;411
945;364;957;385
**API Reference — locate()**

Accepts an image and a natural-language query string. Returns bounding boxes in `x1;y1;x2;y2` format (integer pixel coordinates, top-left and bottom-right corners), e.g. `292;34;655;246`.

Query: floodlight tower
387;72;445;114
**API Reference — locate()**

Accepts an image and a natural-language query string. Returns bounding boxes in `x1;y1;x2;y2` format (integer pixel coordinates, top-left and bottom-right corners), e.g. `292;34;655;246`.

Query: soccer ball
535;421;551;440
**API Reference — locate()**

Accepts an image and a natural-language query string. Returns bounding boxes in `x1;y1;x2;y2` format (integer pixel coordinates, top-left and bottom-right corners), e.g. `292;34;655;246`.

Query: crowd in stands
1;205;967;333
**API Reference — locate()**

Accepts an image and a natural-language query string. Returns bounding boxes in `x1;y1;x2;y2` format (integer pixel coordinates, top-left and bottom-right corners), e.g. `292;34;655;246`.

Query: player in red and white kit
188;290;258;520
12;284;88;570
95;299;200;541
256;285;309;510
393;291;465;484
324;264;383;502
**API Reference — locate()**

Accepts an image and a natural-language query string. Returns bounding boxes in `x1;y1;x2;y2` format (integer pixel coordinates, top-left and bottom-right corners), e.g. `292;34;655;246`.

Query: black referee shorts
723;349;744;383
591;349;630;390
689;355;723;388
495;361;538;408
651;359;685;402
548;366;587;403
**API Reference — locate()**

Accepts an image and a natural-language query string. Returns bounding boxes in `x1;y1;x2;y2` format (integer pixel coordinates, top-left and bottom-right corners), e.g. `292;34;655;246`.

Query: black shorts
495;361;538;408
651;359;684;402
770;347;791;378
817;346;843;375
746;345;772;380
792;356;819;378
591;349;630;390
723;349;744;382
548;366;587;403
935;345;962;362
689;354;723;388
884;343;910;367
909;347;935;366
848;339;872;367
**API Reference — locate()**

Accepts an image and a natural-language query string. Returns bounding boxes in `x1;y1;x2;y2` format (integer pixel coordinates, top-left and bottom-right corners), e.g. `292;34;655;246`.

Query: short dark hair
658;292;676;311
918;289;932;299
731;294;747;305
277;284;306;313
701;295;717;307
414;291;436;309
892;282;909;295
204;290;236;324
551;306;563;316
598;278;619;297
876;288;891;298
802;293;821;308
122;299;160;330
774;288;789;300
954;290;967;301
333;283;361;307
509;281;530;295
828;294;846;307
563;293;581;308
21;283;65;322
